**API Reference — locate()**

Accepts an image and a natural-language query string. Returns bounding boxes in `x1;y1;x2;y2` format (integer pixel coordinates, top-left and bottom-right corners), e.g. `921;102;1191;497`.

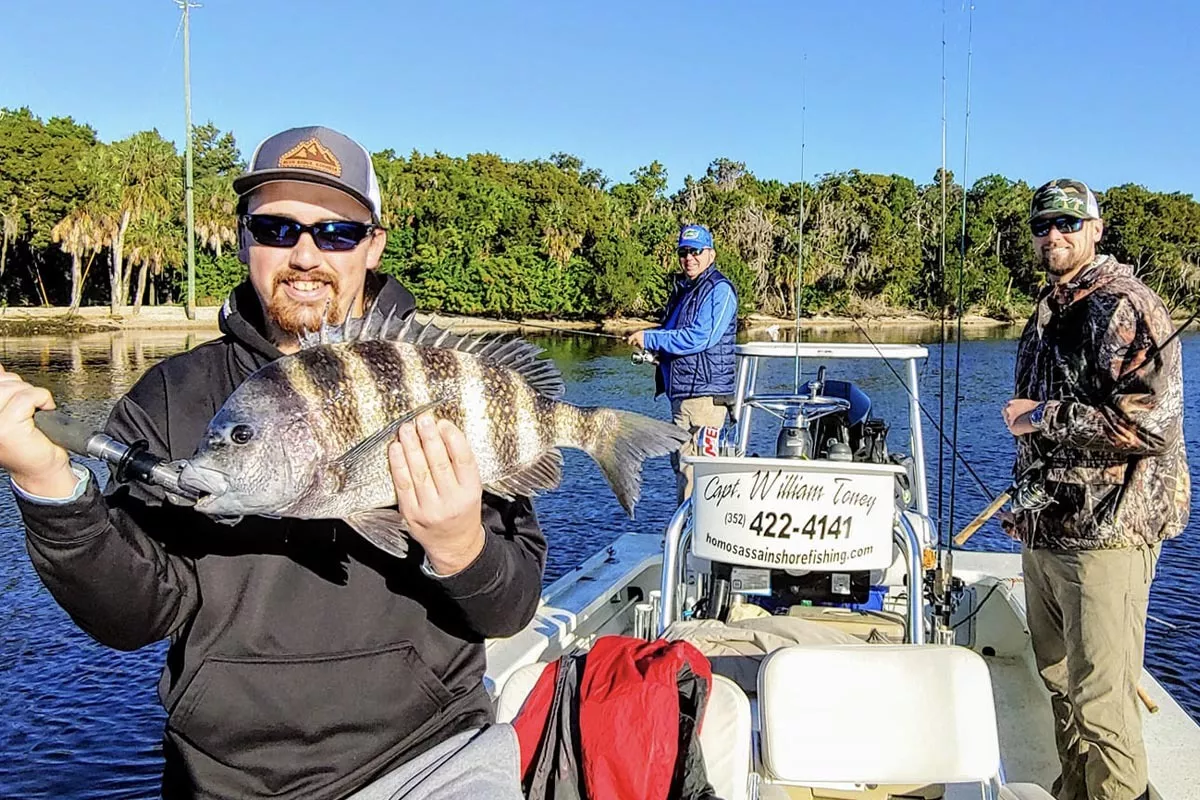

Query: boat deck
488;539;1200;800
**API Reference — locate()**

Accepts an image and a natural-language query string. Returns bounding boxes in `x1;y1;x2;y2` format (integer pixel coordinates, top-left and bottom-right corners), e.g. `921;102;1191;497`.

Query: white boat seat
495;662;752;800
699;675;752;800
757;644;1001;788
495;661;548;725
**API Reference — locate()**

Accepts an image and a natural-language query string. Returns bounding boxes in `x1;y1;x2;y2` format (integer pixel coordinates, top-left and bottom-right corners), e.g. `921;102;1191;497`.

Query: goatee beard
266;270;345;336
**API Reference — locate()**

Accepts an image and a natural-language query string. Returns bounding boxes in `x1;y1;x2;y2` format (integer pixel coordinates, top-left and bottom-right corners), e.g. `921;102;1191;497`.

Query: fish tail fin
579;408;689;518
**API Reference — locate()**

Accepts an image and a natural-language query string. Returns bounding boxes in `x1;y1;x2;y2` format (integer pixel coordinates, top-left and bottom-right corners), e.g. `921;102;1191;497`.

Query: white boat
484;341;1200;800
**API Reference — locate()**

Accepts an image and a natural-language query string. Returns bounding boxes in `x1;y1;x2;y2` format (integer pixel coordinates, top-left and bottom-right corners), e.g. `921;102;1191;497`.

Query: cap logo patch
682;228;701;240
278;137;342;177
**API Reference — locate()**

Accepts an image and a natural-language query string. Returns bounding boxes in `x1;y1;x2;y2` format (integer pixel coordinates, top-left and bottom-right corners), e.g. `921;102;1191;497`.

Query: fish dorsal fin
296;295;386;349
484;448;564;500
388;315;566;400
299;307;566;400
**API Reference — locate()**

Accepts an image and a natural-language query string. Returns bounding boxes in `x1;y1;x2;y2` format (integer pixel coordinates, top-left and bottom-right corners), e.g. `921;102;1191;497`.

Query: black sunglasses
241;214;378;252
1030;216;1085;238
677;246;705;258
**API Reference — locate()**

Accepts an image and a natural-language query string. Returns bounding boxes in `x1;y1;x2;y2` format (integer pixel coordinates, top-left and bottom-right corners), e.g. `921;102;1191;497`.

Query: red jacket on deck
512;635;717;800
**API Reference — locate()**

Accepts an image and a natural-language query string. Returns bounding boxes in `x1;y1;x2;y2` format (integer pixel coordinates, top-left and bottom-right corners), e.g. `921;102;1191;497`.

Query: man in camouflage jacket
1001;178;1189;800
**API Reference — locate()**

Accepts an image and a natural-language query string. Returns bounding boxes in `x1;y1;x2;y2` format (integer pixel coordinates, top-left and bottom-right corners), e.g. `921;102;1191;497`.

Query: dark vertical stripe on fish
296;345;363;453
535;395;559;452
411;344;468;442
353;340;415;424
256;361;320;436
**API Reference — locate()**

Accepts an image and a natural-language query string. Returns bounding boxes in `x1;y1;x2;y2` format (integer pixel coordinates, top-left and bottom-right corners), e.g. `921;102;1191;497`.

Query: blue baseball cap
678;224;714;250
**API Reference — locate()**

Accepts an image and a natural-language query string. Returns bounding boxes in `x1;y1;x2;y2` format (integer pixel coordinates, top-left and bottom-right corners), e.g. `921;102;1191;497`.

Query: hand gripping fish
175;309;689;559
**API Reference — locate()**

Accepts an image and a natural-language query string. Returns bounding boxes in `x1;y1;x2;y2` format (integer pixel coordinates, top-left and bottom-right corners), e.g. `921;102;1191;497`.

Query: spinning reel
631;349;658;365
1011;463;1054;513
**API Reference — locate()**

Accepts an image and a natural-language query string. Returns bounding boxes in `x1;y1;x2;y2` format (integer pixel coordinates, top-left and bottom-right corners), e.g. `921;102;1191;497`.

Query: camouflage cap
1029;178;1101;222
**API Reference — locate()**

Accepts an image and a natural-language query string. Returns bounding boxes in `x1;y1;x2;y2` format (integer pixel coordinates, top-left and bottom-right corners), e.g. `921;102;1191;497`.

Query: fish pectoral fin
484;448;564;499
333;398;448;481
344;509;411;560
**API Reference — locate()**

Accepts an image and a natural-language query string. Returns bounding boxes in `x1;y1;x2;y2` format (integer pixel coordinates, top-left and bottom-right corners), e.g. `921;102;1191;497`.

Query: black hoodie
18;273;547;799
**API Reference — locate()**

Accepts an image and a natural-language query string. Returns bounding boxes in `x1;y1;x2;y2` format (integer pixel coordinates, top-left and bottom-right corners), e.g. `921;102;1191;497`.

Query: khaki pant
1022;545;1159;800
670;396;728;505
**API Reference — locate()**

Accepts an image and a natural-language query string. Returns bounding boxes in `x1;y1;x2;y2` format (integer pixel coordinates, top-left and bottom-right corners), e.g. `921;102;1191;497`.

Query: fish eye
229;424;255;445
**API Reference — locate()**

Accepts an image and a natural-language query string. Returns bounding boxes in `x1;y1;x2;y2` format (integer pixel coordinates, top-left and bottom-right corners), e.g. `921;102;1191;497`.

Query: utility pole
178;0;199;319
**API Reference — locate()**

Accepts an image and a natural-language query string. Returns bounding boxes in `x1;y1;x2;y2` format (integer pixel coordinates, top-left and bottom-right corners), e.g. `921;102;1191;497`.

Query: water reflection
0;332;220;417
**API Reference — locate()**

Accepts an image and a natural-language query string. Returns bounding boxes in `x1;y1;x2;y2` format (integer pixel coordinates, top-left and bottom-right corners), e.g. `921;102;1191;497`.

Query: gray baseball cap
234;126;382;222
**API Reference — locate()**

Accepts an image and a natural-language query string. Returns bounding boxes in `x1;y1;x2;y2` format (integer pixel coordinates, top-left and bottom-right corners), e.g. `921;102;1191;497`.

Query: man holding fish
0;125;684;799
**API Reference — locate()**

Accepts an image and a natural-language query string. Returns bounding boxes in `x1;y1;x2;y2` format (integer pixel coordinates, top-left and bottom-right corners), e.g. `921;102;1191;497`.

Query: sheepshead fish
176;310;688;559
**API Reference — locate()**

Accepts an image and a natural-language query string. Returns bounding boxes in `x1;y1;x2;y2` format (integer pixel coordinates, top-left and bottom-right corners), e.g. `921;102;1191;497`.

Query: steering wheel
745;393;851;423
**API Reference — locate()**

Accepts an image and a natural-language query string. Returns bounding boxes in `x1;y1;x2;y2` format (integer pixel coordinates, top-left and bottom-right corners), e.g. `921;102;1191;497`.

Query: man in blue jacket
627;224;739;504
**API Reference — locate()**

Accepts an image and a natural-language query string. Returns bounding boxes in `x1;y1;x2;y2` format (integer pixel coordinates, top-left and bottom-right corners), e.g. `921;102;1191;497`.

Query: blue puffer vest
655;266;738;401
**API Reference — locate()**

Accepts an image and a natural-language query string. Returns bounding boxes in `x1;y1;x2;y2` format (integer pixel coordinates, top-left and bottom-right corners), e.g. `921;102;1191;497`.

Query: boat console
657;342;936;645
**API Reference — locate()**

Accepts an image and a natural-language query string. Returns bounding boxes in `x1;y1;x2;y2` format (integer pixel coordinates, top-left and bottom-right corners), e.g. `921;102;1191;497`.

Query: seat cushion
495;662;550;724
699;675;752;800
758;644;1000;786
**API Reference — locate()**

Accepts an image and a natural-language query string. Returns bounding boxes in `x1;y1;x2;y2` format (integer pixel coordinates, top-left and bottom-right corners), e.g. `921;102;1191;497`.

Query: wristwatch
1028;403;1046;429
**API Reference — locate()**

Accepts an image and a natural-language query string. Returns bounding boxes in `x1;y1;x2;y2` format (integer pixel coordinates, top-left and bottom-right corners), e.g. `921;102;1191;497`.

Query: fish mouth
177;462;231;504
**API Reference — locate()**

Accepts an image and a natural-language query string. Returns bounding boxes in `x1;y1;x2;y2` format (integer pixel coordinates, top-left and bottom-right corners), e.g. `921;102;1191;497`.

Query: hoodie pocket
168;643;454;793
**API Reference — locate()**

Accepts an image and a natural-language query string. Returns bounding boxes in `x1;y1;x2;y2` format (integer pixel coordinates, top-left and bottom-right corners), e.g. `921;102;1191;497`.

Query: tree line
3;106;1199;321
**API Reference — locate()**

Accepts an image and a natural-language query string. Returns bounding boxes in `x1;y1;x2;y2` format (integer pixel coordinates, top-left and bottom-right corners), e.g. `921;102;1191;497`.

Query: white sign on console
684;456;901;571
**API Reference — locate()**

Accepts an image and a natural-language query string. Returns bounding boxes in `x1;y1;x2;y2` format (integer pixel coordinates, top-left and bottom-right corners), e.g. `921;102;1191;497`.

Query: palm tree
51;207;105;311
126;210;184;313
82;132;182;313
0;196;20;278
194;174;237;258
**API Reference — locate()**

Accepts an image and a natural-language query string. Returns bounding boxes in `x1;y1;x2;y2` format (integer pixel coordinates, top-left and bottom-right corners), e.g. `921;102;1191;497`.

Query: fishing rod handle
33;409;106;459
953;490;1012;547
1137;685;1159;714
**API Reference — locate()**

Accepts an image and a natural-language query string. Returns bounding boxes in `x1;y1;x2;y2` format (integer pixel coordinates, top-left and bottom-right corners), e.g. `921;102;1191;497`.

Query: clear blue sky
2;0;1196;198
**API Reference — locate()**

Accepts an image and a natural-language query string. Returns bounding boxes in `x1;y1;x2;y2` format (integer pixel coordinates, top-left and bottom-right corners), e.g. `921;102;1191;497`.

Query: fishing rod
31;409;198;501
794;53;808;393
458;316;626;341
946;0;975;564
832;302;997;508
937;0;950;559
954;305;1200;546
442;314;660;363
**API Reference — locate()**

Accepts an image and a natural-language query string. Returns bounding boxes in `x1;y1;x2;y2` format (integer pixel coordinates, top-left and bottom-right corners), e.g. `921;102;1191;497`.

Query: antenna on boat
794;53;808;392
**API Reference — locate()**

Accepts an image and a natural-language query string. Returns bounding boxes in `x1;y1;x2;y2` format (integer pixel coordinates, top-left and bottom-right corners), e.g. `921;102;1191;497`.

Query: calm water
2;326;1199;798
